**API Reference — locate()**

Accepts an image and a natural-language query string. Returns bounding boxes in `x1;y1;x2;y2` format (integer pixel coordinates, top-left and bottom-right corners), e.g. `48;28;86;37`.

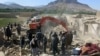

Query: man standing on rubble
30;36;39;56
36;32;44;49
16;24;21;36
51;32;59;56
5;26;12;40
61;33;67;55
65;31;73;49
43;35;47;53
27;29;33;42
20;35;25;48
49;31;53;51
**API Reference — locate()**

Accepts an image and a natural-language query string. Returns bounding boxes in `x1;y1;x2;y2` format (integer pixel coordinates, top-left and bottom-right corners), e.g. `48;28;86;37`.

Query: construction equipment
28;16;74;51
29;16;68;34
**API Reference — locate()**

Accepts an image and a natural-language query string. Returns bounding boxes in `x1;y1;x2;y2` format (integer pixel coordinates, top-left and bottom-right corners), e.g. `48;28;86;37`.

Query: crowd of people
21;30;74;56
3;22;21;41
24;30;100;56
1;22;100;56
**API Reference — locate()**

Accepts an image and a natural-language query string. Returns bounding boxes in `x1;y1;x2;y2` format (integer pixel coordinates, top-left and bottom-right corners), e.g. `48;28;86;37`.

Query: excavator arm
39;16;68;31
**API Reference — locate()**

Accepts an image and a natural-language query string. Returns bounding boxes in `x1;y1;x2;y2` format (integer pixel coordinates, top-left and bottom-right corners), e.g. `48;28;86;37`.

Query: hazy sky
0;0;100;10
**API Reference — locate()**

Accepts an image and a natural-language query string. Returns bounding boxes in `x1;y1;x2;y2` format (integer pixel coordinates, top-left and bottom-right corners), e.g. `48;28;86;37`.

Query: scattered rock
0;51;5;56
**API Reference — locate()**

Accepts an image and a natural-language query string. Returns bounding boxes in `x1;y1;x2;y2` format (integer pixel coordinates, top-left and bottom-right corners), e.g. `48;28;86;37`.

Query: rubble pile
0;45;20;56
5;46;20;56
21;48;31;56
0;28;21;56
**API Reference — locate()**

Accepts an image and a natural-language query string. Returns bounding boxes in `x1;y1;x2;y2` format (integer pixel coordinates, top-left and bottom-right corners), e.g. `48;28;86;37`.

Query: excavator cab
29;16;40;29
29;16;42;34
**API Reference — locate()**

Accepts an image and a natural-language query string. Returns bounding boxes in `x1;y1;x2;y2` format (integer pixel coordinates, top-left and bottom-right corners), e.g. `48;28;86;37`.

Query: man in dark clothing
30;36;39;56
36;32;43;41
27;29;33;42
8;23;13;30
68;31;73;45
10;24;13;30
49;31;53;51
20;36;25;48
43;36;47;53
61;34;67;55
14;22;17;27
65;31;73;48
36;32;44;48
5;26;12;40
16;24;21;35
51;32;59;56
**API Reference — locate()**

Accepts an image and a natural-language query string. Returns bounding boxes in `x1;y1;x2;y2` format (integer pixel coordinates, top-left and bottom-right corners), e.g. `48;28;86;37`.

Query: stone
0;51;5;56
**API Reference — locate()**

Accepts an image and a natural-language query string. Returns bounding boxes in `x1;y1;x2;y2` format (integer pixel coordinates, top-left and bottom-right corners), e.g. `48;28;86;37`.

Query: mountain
0;3;34;9
0;3;9;8
7;3;25;9
41;0;96;13
0;0;96;13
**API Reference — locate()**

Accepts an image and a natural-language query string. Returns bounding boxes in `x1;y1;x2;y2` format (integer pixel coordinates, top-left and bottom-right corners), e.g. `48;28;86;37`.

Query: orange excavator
29;16;73;48
29;16;68;34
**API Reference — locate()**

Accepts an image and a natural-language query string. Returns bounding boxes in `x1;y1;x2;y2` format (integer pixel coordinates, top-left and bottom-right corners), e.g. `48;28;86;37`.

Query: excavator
28;16;73;49
29;16;68;34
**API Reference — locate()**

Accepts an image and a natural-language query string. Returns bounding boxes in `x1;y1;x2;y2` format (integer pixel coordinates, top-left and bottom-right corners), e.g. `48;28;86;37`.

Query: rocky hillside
0;3;23;9
42;0;96;13
0;3;34;9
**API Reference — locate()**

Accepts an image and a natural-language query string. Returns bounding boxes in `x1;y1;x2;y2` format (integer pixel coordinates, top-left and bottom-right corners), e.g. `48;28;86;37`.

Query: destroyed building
67;13;100;44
